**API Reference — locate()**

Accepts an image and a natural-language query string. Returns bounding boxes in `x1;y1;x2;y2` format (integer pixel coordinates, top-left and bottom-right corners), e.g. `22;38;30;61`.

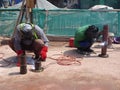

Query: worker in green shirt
74;25;99;54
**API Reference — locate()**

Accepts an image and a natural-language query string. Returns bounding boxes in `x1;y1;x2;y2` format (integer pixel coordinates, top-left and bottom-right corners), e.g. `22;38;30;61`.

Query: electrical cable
47;54;82;66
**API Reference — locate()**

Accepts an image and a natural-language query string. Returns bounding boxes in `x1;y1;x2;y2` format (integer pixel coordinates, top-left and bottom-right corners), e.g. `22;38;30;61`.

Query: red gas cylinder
69;38;74;47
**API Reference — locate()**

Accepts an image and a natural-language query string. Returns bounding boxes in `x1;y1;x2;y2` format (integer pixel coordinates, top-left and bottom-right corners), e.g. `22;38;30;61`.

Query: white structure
8;0;59;10
89;5;114;10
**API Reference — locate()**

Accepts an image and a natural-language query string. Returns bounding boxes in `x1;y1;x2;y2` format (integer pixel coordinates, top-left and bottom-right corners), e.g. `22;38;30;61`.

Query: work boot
86;49;94;53
85;49;96;55
77;49;86;55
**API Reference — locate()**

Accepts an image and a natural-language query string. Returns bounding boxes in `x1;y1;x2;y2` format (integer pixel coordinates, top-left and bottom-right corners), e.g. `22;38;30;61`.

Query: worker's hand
16;50;24;56
16;50;24;67
40;46;48;61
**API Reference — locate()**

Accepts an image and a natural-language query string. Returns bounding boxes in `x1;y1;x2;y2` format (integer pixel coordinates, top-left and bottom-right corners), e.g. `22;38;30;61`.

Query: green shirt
74;25;89;48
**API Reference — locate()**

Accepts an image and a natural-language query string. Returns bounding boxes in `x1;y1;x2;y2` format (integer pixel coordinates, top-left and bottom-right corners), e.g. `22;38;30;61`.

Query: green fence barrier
0;9;19;37
0;8;120;37
33;9;120;36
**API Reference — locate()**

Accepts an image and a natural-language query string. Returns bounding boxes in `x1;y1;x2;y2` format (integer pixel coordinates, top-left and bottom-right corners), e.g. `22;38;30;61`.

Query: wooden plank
26;0;35;8
12;0;26;37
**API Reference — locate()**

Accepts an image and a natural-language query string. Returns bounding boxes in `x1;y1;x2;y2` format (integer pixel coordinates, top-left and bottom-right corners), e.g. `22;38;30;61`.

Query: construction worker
9;23;49;73
74;25;99;54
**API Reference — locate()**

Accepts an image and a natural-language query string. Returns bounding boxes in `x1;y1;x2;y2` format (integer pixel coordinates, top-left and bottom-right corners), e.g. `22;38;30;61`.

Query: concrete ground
0;39;120;90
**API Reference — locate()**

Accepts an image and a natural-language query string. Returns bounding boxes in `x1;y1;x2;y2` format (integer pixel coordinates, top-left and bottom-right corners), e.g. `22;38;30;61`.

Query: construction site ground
0;37;120;90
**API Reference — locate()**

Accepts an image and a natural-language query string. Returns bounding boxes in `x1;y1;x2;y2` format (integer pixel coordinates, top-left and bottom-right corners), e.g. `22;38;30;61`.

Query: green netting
0;8;120;37
0;9;19;37
33;9;120;36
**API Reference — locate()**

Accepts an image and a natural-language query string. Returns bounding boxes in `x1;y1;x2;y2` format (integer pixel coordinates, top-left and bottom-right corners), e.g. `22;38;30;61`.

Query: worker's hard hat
23;24;32;32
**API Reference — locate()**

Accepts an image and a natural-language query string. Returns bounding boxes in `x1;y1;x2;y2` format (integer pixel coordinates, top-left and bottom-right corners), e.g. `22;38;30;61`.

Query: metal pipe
34;57;44;72
20;55;27;74
98;24;109;58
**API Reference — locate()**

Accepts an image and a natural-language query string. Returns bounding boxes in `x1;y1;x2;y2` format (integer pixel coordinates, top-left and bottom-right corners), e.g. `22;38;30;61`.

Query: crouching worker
9;23;49;74
74;25;99;55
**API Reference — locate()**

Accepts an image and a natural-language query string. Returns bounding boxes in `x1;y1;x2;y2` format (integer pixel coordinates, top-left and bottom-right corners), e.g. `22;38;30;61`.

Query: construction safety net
32;9;120;36
0;9;19;37
0;8;120;37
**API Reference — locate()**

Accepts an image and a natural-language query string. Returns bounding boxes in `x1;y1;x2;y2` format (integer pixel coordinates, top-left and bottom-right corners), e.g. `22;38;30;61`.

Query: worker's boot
19;54;27;74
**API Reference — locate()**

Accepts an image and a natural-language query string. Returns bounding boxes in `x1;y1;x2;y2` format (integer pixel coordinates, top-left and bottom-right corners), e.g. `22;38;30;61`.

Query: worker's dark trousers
8;38;44;57
77;41;93;52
